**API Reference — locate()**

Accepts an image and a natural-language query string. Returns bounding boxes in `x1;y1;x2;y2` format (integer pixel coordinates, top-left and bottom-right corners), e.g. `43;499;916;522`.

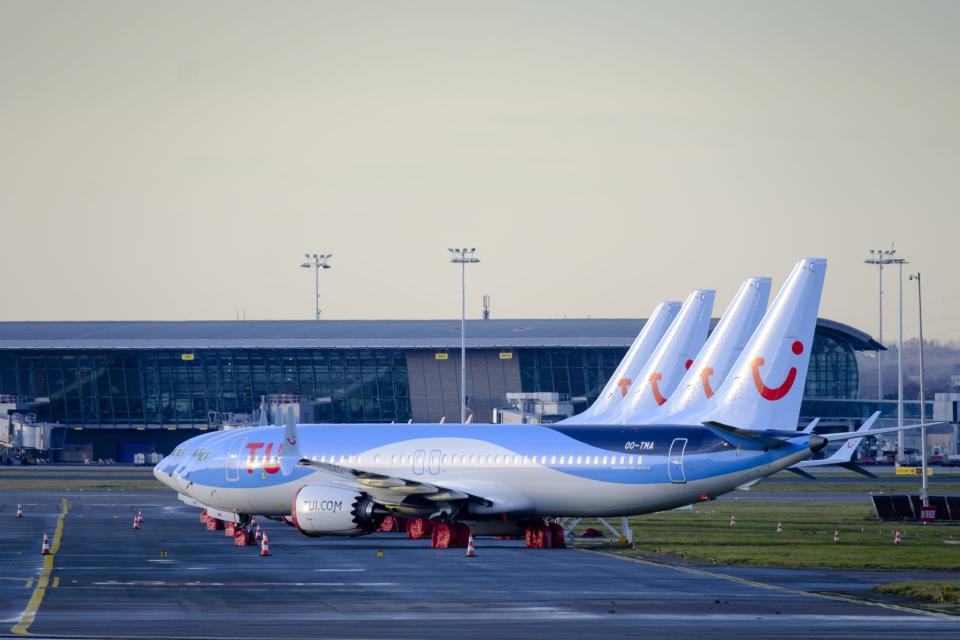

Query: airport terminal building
0;318;888;459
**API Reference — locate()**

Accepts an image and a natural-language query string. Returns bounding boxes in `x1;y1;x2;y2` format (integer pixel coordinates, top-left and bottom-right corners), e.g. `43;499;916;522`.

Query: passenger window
540;456;546;464
374;455;380;464
494;455;501;465
550;455;556;464
602;456;608;465
486;455;493;465
442;455;448;465
576;456;582;465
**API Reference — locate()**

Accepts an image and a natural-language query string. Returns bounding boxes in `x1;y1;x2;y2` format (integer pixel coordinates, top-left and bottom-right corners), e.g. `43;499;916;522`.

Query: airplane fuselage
155;423;816;520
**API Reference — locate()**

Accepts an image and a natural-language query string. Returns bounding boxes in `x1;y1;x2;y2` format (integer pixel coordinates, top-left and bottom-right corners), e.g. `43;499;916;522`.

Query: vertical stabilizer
650;276;771;423
563;301;681;423
616;289;715;424
702;258;827;431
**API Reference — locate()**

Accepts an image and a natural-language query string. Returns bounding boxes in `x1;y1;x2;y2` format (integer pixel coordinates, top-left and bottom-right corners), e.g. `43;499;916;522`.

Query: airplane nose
808;435;827;453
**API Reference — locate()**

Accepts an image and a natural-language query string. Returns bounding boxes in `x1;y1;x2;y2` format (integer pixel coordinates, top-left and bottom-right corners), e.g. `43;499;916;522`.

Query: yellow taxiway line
11;498;69;636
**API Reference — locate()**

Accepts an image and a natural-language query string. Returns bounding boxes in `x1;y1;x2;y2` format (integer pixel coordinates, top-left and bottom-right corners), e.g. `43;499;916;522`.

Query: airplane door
225;437;246;482
668;438;687;484
413;449;426;475
428;449;441;475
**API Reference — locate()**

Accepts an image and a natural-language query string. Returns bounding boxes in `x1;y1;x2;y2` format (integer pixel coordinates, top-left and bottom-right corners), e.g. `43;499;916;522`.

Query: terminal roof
0;318;883;351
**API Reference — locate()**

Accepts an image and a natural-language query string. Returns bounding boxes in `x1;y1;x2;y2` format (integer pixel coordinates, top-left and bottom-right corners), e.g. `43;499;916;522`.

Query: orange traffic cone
41;532;51;555
894;529;902;544
465;534;477;557
255;523;262;542
776;521;783;533
833;529;840;543
260;531;271;556
16;504;23;518
729;515;736;528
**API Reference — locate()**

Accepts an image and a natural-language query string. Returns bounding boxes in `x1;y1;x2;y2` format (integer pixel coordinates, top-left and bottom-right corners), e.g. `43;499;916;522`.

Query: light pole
300;253;332;320
449;248;480;424
909;272;928;507
887;255;909;464
864;246;895;400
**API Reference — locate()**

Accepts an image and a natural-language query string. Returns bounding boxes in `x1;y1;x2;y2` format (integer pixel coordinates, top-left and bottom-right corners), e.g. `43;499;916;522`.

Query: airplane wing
296;458;493;509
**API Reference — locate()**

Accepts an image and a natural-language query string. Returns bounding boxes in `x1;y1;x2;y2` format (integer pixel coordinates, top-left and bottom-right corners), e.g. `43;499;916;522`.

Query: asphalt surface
2;491;958;639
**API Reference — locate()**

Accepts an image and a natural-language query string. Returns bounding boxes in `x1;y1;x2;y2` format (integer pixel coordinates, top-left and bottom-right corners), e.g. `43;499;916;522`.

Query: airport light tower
300;253;332;320
449;248;480;424
864;246;896;400
909;272;929;507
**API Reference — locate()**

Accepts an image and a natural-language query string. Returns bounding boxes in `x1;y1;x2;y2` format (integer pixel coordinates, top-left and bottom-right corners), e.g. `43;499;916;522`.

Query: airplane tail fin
280;407;303;475
617;289;715;423
653;276;771;422
701;258;827;431
564;301;681;423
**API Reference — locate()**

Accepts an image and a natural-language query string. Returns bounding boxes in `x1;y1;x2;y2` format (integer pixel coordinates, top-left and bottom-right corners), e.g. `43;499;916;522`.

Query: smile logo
648;372;668;406
699;367;715;399
847;440;855;448
751;340;803;401
286;436;297;446
615;378;633;398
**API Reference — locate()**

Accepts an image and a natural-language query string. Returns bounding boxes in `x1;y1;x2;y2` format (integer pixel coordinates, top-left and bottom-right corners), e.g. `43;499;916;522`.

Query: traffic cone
833;529;840;543
133;512;141;529
41;532;51;555
729;515;736;528
776;521;783;533
894;529;902;545
137;510;143;525
260;531;271;556
255;523;262;542
16;504;23;518
465;534;477;557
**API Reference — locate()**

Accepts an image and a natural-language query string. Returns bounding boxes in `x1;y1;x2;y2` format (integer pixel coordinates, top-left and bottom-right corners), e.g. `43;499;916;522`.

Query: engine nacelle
291;483;383;537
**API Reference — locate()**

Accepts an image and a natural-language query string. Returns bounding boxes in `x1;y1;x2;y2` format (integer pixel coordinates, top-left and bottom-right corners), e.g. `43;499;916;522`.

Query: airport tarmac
2;491;958;639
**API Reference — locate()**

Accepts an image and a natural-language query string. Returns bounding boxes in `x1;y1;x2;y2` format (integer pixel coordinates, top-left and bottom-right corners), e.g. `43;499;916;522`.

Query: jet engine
291;483;385;537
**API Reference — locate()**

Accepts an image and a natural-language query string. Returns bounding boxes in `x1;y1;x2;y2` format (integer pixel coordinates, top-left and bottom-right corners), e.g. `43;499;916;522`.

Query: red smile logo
699;367;715;399
751;341;803;401
648;372;668;406
615;378;632;398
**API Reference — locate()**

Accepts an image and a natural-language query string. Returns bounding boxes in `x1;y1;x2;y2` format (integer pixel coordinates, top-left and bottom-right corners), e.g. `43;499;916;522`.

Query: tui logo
750;341;803;401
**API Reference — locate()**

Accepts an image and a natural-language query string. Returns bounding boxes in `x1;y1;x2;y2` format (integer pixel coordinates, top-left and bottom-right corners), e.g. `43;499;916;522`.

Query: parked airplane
611;289;715;424
561;300;681;424
643;276;771;424
790;412;880;479
153;258;923;542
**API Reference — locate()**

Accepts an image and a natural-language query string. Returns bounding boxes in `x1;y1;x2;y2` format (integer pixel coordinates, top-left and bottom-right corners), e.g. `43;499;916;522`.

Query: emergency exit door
668;437;687;483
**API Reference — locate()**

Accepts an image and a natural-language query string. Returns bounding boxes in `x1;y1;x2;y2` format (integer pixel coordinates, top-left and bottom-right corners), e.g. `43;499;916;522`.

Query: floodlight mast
910;272;928;508
300;253;332;320
449;248;480;424
865;245;907;463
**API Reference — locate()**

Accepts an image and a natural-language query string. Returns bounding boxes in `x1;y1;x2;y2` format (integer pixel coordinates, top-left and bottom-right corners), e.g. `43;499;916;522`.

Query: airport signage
895;466;933;476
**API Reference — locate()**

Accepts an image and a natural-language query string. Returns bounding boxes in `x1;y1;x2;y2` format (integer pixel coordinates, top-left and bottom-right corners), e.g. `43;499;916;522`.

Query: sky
1;1;958;342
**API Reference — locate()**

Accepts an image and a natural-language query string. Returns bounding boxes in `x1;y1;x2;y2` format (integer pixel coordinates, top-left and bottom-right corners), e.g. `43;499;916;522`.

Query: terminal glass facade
518;348;627;410
0;349;411;427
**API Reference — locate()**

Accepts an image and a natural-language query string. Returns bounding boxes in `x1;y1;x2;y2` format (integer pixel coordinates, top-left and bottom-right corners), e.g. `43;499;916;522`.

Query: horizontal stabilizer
703;421;801;450
838;462;877;479
786;467;817;480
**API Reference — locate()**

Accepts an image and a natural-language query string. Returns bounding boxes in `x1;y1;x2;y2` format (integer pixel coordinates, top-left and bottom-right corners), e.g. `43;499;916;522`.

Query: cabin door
668;437;688;483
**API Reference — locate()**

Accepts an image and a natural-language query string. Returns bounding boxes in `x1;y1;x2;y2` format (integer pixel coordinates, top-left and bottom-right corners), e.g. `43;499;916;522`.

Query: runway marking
51;577;60;589
315;568;366;572
574;547;958;621
24;579;32;589
11;498;69;635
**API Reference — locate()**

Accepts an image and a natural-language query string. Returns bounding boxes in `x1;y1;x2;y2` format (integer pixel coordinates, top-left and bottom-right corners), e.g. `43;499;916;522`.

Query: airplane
561;300;681;424
789;412;880;479
641;276;771;424
153;257;926;544
609;289;715;424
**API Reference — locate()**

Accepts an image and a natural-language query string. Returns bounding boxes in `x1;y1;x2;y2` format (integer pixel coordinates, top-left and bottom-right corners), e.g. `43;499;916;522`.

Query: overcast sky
1;1;958;342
